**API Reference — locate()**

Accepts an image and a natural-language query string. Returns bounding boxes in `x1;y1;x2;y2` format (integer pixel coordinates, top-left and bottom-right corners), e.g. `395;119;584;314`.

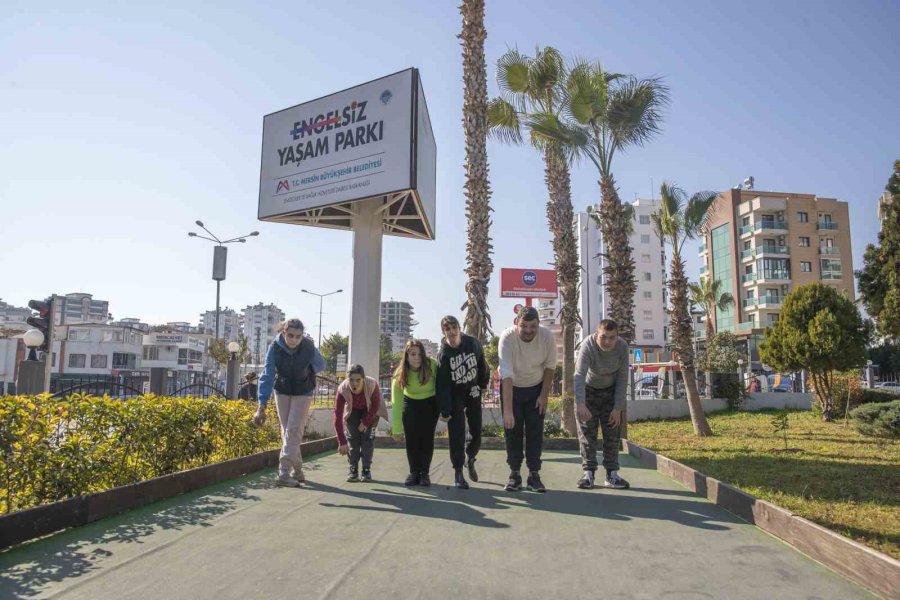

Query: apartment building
576;199;668;363
380;300;416;353
699;187;854;365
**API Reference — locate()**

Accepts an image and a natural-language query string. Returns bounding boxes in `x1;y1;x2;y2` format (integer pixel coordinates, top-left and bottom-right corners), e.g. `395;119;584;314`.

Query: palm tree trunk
544;145;579;435
598;174;637;342
459;0;493;342
669;253;713;436
704;311;714;398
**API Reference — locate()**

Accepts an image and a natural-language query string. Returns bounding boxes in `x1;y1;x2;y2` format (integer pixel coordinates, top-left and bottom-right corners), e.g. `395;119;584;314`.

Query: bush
481;423;504;438
0;393;281;514
850;399;900;439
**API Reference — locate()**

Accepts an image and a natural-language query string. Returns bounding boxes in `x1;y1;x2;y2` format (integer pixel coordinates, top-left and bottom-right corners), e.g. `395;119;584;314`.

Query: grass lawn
627;410;900;560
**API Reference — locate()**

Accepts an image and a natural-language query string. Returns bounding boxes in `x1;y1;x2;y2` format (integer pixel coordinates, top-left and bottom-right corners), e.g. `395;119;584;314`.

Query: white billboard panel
259;70;414;220
413;74;436;238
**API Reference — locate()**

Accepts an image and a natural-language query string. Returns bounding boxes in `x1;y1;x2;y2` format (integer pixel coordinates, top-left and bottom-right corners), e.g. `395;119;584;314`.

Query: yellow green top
391;358;437;434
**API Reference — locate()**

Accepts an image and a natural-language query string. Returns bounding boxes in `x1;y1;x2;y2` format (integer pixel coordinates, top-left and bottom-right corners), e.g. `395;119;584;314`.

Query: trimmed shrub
850;399;900;439
0;393;281;514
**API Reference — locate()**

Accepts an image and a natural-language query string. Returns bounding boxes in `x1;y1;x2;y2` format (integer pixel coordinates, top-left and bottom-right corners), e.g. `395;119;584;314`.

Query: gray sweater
574;336;629;409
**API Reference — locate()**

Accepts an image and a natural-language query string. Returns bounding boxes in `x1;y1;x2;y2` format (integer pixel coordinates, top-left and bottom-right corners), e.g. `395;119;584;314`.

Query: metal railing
819;246;840;255
756;220;788;231
742;273;757;283
817;221;838;230
821;272;842;280
758;295;783;306
757;245;789;255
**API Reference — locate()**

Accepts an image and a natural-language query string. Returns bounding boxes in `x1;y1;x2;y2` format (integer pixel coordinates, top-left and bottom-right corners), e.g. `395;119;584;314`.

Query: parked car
380;386;392;402
876;382;900;392
635;388;658;400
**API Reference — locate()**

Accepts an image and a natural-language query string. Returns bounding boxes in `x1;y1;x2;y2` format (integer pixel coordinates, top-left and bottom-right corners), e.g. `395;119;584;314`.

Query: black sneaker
603;471;630;490
526;471;546;493
346;467;359;483
504;470;522;492
577;470;595;489
404;472;420;486
360;469;372;482
419;471;431;487
454;468;470;489
466;457;479;482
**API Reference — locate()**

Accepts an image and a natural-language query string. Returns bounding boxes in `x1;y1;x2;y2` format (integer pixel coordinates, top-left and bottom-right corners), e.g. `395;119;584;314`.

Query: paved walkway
0;449;874;599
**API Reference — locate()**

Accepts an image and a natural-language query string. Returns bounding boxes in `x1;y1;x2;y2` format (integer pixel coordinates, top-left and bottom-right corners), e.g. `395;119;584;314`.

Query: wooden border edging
0;436;338;550
622;439;900;600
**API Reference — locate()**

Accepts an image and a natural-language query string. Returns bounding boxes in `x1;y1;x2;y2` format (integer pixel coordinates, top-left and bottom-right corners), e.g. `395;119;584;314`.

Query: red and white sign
500;268;558;299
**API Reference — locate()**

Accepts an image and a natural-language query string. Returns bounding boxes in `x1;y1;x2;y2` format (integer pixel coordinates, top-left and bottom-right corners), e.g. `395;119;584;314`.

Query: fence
50;374;147;400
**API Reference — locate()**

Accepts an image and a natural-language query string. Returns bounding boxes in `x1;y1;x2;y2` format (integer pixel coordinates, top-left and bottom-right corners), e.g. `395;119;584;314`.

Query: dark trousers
577;384;621;472
402;396;439;473
448;392;482;469
346;408;375;470
503;383;545;472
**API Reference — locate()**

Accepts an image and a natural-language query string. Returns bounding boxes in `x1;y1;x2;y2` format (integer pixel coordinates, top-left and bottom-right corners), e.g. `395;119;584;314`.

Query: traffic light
27;298;54;354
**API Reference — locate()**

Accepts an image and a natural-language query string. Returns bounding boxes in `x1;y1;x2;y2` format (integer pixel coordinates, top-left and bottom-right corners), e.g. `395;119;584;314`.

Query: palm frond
654;181;685;243
684;191;720;239
716;292;735;312
496;48;531;95
526;111;596;168
607;76;670;150
487;98;523;145
528;46;566;108
564;58;606;125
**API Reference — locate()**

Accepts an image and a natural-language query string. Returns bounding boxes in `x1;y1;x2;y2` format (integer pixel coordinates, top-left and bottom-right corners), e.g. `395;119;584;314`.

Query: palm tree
459;0;494;342
488;46;578;434
689;278;734;344
530;60;668;344
652;182;719;436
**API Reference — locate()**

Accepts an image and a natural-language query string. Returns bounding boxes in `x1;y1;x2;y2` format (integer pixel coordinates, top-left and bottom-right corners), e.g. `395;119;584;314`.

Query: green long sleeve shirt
391;359;438;434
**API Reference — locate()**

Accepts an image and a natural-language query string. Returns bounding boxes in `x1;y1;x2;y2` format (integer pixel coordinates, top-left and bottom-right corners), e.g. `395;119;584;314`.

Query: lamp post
225;340;241;399
737;358;745;389
16;330;45;394
300;288;343;347
188;221;259;340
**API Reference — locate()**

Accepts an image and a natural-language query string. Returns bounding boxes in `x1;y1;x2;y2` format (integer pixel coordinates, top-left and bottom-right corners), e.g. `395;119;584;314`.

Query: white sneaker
276;474;301;487
290;467;305;483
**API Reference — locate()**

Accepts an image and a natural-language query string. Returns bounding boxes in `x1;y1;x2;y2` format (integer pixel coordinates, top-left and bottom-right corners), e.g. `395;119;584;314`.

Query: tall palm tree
652;182;719;436
488;46;579;434
689;278;734;343
531;60;669;344
459;0;494;342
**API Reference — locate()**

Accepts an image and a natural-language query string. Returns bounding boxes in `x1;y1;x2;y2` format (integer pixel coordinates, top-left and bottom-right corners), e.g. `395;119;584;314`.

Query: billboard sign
500;268;558;299
258;68;435;239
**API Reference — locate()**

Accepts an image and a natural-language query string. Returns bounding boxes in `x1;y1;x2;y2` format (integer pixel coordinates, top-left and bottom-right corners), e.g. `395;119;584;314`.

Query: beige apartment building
698;187;854;366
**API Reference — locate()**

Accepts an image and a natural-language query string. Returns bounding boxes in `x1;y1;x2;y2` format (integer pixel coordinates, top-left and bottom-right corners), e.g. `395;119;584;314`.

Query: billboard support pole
348;198;384;380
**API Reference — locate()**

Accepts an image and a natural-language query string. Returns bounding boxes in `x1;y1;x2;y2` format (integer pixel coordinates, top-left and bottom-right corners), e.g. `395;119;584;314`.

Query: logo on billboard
522;271;537;287
276;180;290;193
380;90;392;105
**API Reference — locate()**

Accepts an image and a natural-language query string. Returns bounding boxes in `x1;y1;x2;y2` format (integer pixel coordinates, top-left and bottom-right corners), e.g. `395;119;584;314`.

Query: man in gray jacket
575;319;630;490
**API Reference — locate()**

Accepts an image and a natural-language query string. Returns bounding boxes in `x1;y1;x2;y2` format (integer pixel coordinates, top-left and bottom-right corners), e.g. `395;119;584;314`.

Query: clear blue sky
2;0;897;343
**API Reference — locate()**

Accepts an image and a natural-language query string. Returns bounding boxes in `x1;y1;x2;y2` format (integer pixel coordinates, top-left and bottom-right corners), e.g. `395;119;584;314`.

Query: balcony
817;221;838;231
740;224;753;236
758;295;783;307
742;273;757;284
821;272;843;280
757;271;791;283
699;265;708;275
818;246;840;255
742;298;758;309
699;243;707;254
694;327;706;339
740;248;755;260
734;321;757;331
756;220;788;232
756;245;790;257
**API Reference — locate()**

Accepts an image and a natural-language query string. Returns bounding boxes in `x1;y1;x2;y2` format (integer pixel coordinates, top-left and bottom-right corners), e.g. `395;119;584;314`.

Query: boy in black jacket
437;315;490;489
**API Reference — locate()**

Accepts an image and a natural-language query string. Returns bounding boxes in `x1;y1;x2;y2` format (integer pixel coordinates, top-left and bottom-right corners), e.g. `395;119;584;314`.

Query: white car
876;382;900;392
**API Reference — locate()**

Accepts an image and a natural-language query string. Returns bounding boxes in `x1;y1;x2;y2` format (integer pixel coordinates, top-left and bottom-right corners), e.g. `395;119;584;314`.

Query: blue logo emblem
522;271;537;287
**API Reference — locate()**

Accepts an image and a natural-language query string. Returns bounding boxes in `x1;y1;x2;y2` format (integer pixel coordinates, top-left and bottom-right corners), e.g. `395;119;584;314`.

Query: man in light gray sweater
575;319;630;490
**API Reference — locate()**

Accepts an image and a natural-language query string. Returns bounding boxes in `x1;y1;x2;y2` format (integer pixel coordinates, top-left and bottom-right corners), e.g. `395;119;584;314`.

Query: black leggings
402;396;439;473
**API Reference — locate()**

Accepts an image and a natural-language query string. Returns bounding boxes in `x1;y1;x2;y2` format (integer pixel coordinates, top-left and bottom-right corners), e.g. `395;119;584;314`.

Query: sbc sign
500;268;558;299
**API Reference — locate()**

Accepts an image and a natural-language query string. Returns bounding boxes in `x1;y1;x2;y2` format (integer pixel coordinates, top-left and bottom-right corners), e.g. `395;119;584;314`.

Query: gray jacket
574;336;629;409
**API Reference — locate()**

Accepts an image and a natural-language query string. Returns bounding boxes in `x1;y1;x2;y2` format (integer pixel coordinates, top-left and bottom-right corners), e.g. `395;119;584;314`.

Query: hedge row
850;399;900;439
0;394;282;514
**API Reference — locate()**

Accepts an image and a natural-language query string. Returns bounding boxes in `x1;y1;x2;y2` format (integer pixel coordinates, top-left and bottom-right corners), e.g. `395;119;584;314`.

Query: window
801;261;812;272
641;254;651;263
799;237;810;247
640;234;650;244
797;212;808;223
642;329;655;340
143;346;159;360
103;330;124;342
643;272;652;282
112;353;136;369
643;291;652;300
643;310;652;321
639;215;650;225
91;354;108;368
743;241;751;250
768;314;780;324
68;354;86;368
742;217;750;226
596;275;603;285
69;328;87;342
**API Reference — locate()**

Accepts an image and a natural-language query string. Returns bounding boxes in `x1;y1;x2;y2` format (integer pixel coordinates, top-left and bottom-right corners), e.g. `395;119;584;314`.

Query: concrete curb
373;435;580;451
0;436;337;550
623;439;900;600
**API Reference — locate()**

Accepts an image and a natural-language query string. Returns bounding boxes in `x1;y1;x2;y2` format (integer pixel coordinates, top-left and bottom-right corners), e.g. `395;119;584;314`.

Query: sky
1;0;897;344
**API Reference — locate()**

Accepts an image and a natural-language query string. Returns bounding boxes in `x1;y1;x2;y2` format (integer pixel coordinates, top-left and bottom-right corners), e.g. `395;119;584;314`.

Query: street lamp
188;221;259;340
300;288;343;347
737;358;745;387
23;329;44;361
225;340;242;400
